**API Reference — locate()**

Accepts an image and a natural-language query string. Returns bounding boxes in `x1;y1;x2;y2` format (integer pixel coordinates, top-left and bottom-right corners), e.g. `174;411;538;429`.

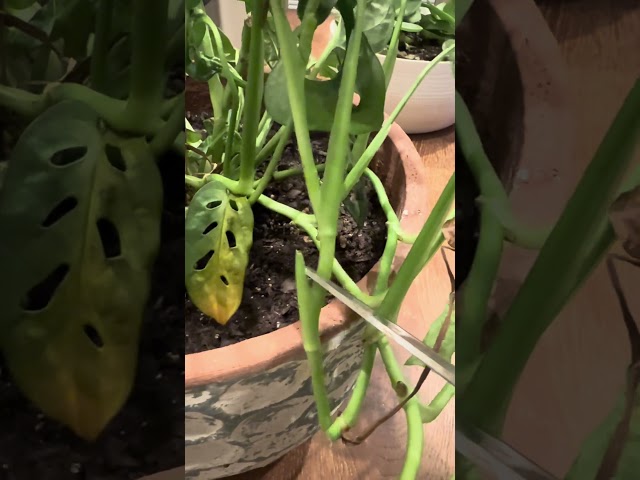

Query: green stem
125;0;168;124
343;43;455;197
150;92;184;156
223;86;241;178
460;79;640;432
308;17;341;78
326;227;399;440
249;122;293;203
420;383;455;423
254;123;287;167
295;252;332;431
91;0;113;93
382;0;408;88
379;173;455;321
455;92;508;379
237;0;267;195
269;0;321;210
379;337;424;480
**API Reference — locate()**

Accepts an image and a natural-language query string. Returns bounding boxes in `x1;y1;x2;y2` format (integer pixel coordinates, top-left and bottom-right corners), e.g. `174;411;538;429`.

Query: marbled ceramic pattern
185;320;365;479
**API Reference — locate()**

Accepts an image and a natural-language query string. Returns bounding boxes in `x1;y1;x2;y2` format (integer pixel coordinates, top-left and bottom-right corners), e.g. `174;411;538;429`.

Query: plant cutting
184;0;455;478
0;0;184;478
455;2;640;478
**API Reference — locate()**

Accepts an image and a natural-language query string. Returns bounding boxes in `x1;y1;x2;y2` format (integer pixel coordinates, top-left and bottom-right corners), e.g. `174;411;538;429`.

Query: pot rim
376;52;452;67
185;121;428;388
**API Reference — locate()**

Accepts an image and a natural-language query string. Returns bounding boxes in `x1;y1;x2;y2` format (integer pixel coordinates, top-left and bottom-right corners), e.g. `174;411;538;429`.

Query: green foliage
185;181;254;325
0;100;162;440
264;34;385;134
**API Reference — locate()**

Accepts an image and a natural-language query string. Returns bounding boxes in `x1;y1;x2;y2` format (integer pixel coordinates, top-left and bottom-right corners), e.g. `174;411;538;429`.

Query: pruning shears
305;267;559;480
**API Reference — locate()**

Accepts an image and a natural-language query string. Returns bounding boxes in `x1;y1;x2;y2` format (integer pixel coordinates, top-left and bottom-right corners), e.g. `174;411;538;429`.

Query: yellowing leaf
185;181;253;325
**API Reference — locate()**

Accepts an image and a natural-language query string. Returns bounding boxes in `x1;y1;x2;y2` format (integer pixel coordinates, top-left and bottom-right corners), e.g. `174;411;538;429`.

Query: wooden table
500;1;640;476
229;129;456;480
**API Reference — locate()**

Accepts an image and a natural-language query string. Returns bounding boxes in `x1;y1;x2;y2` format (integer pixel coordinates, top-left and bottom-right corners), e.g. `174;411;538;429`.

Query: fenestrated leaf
0;100;162;441
185;181;253;325
264;34;385;134
610;185;640;259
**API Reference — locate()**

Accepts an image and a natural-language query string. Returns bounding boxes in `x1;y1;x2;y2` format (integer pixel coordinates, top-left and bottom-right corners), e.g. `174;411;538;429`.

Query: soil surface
395;32;444;61
0;91;185;478
185;126;388;353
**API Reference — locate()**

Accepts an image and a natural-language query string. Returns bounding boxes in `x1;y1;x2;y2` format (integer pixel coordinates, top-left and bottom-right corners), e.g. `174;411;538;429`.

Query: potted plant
456;0;640;478
317;0;455;135
0;1;184;478
184;0;455;478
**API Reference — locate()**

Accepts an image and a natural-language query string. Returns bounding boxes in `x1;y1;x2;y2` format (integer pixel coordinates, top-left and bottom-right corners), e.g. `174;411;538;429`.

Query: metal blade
456;421;559;480
305;267;455;386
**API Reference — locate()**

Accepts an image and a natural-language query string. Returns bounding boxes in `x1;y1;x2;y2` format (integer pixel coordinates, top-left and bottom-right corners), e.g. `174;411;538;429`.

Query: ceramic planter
378;54;455;135
184;121;429;479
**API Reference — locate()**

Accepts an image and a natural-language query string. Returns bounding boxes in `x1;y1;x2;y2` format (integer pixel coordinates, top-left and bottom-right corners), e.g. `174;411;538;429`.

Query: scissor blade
305;268;455;386
456;422;559;480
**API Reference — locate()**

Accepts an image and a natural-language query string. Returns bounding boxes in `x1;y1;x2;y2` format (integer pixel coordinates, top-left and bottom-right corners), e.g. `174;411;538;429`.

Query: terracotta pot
184;123;428;479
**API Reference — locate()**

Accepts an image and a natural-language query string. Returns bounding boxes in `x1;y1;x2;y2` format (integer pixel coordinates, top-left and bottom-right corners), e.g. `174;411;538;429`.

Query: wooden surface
229;129;456;480
499;1;640;477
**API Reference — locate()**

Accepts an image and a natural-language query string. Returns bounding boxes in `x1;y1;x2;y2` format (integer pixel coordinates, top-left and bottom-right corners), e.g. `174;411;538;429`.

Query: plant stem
460;79;640;432
249;122;293;203
378;337;424;480
378;173;455;321
269;0;321;209
382;0;408;88
308;17;341;78
294;252;333;431
125;0;168;124
223;86;241;178
150;92;184;156
91;0;113;93
420;383;455;423
237;0;267;195
343;43;455;197
326;228;399;440
455;93;510;381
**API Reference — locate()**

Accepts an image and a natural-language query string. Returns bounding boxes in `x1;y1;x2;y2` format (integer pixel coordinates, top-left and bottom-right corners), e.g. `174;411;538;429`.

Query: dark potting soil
184;128;388;353
0;123;185;478
396;32;443;62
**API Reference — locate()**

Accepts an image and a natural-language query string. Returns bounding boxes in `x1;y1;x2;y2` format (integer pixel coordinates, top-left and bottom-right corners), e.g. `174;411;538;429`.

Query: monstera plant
185;0;456;478
0;0;183;440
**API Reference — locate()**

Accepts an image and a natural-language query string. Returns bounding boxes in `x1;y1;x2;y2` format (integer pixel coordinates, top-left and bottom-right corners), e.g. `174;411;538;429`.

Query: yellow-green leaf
0;100;162;440
185;181;254;325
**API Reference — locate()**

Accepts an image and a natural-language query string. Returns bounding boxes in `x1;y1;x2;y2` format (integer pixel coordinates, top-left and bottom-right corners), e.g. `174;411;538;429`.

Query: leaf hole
194;250;214;270
207;201;222;209
203;222;218;235
22;264;69;311
225;231;236;248
50;146;87;166
220;275;229;286
97;218;121;258
105;144;127;172
229;199;238;211
42;196;78;227
83;324;104;348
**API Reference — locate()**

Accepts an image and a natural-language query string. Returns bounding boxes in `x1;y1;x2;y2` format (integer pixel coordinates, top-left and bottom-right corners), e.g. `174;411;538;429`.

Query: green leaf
264;35;385;135
401;21;423;33
185;182;254;325
0;100;162;441
297;0;339;25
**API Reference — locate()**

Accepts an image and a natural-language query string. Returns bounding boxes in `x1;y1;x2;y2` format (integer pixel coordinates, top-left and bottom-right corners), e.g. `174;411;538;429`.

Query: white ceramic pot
377;53;455;134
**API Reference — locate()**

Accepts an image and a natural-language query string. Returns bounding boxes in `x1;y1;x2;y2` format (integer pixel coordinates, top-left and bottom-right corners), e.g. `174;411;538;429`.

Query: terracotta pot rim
185;122;427;389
